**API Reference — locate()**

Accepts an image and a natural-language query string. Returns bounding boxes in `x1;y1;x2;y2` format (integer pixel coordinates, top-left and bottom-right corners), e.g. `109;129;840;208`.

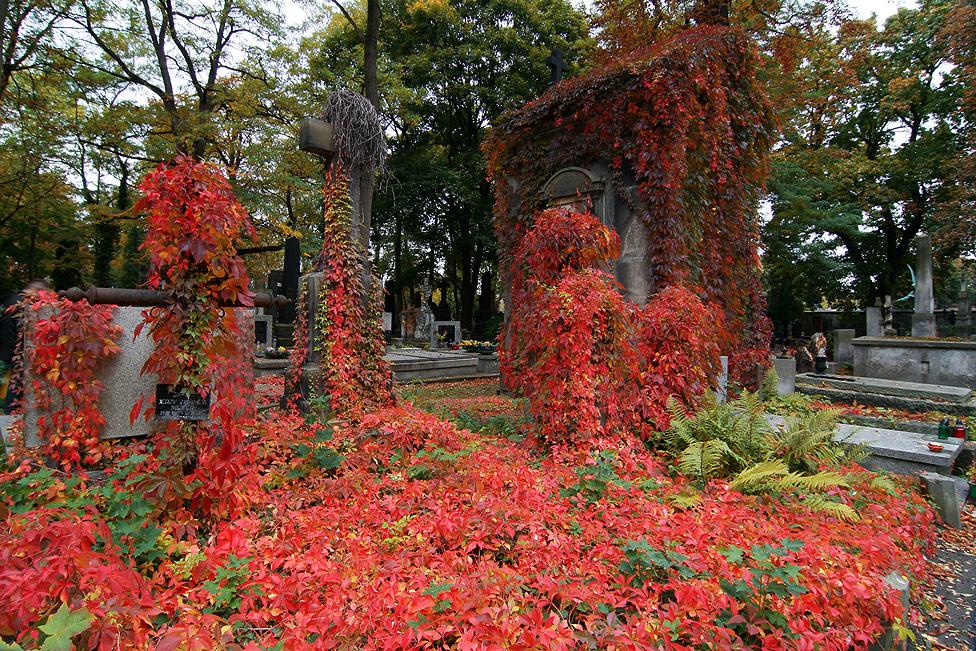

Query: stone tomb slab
23;306;254;447
385;349;478;382
766;414;962;477
796;373;972;403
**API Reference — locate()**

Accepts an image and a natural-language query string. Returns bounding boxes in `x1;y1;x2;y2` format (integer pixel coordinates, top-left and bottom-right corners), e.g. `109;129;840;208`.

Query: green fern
769;408;864;475
868;474;898;493
762;366;778;399
676;440;736;480
802;496;860;522
729;459;791;492
664;390;771;480
667;389;875;520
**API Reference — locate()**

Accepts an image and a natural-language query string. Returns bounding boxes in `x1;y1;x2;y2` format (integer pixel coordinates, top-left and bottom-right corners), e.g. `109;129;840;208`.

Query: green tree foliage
65;0;286;159
310;0;592;329
934;0;976;256
764;0;968;313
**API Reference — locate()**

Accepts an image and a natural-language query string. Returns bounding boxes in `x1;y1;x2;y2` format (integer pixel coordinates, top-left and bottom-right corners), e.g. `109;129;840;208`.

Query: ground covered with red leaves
0;383;941;650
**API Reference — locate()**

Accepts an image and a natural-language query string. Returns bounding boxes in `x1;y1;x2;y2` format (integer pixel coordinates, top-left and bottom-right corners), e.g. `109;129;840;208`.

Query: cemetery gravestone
23;306;255;447
255;314;273;348
833;329;855;365
773;356;796;394
415;282;435;340
958;280;971;338
866;305;882;338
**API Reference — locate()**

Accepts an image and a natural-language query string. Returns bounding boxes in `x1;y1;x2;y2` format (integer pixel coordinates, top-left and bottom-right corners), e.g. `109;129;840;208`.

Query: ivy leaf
720;545;744;564
38;604;94;651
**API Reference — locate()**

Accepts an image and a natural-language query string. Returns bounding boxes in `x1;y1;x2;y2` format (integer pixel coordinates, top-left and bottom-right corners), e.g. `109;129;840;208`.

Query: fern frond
676;440;733;480
762;366;779;398
868;474;898;493
780;470;850;492
803;496;860;522
730;460;790;492
664;488;702;510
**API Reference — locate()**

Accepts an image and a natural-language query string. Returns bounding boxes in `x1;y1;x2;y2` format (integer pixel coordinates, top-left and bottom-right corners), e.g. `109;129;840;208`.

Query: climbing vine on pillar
504;208;722;443
133;155;256;513
298;163;395;415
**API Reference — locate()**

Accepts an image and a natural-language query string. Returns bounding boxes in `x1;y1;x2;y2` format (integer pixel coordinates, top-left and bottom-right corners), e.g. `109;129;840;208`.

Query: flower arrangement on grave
461;339;497;354
263;346;289;359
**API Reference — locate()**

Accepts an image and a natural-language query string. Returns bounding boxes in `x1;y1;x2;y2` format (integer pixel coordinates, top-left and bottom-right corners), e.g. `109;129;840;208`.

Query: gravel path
910;507;976;651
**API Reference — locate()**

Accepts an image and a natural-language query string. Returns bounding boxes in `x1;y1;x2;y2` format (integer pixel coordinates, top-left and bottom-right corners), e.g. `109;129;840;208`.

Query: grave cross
546;49;567;86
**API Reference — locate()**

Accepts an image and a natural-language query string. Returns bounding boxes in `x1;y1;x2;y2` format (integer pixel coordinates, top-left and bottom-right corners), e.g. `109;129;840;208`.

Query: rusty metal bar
58;286;291;309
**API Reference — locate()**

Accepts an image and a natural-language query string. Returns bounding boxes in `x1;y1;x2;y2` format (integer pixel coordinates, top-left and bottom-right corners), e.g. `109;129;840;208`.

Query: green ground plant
665;390;873;520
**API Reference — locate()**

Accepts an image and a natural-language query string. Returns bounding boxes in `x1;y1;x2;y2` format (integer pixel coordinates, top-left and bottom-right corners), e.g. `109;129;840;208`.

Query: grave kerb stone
833;329;855;364
865;307;882;338
919;471;963;528
772;356;796;395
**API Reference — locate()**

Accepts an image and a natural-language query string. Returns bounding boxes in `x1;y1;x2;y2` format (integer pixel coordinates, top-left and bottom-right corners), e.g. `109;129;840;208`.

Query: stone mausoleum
485;26;775;378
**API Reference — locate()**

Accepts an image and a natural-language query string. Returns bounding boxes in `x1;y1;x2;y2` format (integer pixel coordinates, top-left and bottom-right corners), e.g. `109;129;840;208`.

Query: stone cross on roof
546;49;567;86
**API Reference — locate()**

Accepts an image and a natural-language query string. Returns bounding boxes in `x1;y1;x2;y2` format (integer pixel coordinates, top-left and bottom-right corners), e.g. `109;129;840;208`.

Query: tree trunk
364;0;379;111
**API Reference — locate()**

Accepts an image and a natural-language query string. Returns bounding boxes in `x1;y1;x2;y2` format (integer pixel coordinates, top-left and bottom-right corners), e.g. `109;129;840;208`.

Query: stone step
766;414;964;477
794;377;976;416
796;373;972;403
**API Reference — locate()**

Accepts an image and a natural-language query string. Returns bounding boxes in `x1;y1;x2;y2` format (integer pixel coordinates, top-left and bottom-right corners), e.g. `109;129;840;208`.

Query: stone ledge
794;383;976;416
853;337;976;350
766;414;963;477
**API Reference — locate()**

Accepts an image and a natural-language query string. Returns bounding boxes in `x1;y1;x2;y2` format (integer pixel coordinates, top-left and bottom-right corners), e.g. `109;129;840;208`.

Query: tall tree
763;0;967;316
65;0;284;159
934;0;976;256
0;0;71;108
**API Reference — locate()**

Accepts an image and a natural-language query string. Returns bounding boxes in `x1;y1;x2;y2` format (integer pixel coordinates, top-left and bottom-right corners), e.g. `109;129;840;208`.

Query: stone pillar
957;280;971;338
716;356;729;403
301;273;326;364
865;307;882;337
282;272;329;412
883;295;896;336
773;356;796;395
912;233;937;337
833;329;855;364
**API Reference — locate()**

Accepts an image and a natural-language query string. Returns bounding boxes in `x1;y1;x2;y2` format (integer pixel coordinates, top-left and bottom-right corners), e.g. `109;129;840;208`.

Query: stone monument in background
912;233;937;337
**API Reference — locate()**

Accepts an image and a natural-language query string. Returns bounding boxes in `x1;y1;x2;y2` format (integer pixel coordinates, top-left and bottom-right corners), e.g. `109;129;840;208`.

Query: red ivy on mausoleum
485;25;774;387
